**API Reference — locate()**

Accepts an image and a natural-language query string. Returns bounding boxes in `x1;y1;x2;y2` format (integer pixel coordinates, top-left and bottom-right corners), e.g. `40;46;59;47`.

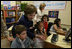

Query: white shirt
37;8;44;18
33;8;44;22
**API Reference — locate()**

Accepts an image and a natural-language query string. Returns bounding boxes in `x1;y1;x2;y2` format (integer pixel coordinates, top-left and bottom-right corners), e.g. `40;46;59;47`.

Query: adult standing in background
33;3;46;23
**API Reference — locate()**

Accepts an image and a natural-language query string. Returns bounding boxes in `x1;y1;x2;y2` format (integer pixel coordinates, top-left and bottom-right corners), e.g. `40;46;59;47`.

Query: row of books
8;11;15;16
1;10;21;17
4;11;15;17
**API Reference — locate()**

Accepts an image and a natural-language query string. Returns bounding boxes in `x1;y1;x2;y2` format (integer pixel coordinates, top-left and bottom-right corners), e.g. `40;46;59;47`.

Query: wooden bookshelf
6;16;16;18
1;9;21;25
1;1;21;28
6;21;17;24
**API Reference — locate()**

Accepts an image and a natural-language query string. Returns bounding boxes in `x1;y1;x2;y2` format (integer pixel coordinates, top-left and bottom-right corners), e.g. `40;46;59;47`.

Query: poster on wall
33;1;66;10
48;11;59;18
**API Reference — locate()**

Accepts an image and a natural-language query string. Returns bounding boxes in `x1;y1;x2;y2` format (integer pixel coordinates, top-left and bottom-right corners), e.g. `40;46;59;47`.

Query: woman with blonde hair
33;3;46;23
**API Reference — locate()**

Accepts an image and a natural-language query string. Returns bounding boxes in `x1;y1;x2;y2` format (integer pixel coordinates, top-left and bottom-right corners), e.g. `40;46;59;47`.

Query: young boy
12;4;37;40
11;25;37;48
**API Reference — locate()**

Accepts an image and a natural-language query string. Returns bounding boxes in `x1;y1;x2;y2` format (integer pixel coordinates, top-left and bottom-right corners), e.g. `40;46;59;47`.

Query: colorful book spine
4;11;8;17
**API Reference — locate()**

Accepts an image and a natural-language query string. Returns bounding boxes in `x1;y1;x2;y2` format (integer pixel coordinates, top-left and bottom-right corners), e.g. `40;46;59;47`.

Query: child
11;25;37;48
12;4;37;40
41;14;51;36
41;14;49;32
34;21;47;48
50;18;66;35
34;21;47;38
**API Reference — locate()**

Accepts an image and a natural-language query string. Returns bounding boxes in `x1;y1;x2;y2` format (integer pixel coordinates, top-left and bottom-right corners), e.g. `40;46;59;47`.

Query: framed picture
48;11;59;18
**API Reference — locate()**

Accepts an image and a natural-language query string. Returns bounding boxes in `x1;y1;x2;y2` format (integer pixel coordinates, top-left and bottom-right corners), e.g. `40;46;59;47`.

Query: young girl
34;21;47;48
41;15;49;32
50;18;66;35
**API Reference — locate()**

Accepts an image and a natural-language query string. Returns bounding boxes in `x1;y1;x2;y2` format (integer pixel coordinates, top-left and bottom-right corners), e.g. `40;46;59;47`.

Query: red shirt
43;21;48;31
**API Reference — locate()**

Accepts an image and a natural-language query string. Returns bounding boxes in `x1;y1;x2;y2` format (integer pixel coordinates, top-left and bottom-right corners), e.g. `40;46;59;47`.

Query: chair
47;22;53;36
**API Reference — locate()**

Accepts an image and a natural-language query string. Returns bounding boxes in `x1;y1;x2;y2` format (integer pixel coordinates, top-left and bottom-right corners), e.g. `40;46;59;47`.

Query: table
44;34;71;48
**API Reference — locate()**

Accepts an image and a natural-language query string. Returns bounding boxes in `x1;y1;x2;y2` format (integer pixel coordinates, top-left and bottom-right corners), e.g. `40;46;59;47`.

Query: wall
43;1;71;25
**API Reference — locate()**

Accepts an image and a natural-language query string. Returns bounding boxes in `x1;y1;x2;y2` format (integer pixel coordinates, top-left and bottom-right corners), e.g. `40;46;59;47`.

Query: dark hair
24;4;37;16
54;18;61;27
34;21;43;29
15;25;27;35
41;14;49;21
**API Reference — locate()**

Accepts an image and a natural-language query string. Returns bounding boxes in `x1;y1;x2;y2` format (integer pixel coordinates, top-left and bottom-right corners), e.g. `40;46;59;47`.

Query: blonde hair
39;3;46;10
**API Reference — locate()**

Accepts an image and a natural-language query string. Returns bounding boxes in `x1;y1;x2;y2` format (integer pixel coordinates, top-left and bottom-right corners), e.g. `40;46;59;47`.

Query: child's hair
34;21;43;29
15;25;27;35
24;4;37;16
54;18;61;27
39;3;46;10
41;14;49;21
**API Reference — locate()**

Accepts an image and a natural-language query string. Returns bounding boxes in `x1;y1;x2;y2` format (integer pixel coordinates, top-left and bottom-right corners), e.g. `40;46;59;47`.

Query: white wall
43;1;71;25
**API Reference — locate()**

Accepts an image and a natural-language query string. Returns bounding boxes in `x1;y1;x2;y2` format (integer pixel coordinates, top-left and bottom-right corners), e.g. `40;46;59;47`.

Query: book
11;18;15;22
6;18;15;23
8;11;15;16
8;5;11;10
4;6;8;10
4;11;8;17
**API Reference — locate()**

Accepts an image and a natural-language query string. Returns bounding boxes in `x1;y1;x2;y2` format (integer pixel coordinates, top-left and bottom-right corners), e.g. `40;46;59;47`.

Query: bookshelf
1;9;22;28
1;9;21;25
1;1;21;28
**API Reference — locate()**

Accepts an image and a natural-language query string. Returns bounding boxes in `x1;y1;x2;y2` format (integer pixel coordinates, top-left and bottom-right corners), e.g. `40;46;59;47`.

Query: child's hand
39;35;47;40
42;35;47;40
